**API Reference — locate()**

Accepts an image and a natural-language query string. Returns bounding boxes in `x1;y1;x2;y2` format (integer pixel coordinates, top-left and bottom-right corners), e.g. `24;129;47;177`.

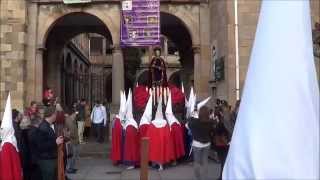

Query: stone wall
211;0;320;106
0;0;27;116
237;0;260;97
71;33;90;59
210;0;238;106
237;0;320;96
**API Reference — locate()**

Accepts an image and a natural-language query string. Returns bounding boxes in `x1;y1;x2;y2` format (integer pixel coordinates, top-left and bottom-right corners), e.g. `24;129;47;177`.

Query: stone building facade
209;0;320;106
0;0;319;115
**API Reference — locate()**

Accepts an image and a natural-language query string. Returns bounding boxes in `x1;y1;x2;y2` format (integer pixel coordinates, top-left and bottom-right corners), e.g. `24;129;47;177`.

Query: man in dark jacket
28;116;43;180
37;106;64;180
12;109;22;151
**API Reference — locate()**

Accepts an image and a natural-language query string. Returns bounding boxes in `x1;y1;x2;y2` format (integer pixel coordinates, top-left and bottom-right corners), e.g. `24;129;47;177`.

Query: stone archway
37;5;119;47
26;5;124;105
38;12;117;108
160;12;194;91
161;7;200;45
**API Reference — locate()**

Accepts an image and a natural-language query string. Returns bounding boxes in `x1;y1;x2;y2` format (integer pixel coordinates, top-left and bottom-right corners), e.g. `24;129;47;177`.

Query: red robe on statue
170;123;186;160
0;143;22;180
123;126;139;164
110;118;123;165
148;124;174;164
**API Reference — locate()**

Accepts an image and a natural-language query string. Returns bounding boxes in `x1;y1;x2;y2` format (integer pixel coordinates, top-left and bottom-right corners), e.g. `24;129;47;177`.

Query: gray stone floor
68;141;221;180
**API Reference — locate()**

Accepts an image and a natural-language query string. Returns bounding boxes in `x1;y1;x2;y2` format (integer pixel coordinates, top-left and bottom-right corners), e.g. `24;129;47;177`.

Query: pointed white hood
181;82;185;94
124;89;138;129
118;91;126;120
186;87;196;118
0;93;18;151
165;91;180;126
152;97;167;128
139;91;153;127
189;91;198;118
197;97;211;111
223;1;319;179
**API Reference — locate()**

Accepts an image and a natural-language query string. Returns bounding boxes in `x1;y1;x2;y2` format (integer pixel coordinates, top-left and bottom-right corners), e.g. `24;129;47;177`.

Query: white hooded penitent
124;89;138;129
0;93;18;151
165;91;180;127
118;90;127;120
223;0;319;179
152;96;167;128
139;91;153;127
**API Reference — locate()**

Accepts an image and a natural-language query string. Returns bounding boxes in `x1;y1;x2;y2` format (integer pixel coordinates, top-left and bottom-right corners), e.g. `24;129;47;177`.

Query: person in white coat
91;101;107;143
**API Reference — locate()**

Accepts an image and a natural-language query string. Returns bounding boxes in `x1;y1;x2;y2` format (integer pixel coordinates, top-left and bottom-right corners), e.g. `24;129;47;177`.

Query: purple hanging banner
120;0;160;47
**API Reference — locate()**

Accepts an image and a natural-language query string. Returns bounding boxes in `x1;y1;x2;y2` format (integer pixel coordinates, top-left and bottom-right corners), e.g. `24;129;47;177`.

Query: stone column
193;45;201;94
112;45;124;107
200;2;212;100
35;46;45;103
25;3;38;105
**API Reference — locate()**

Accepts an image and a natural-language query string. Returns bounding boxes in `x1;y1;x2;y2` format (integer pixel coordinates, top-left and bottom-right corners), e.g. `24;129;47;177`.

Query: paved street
68;141;221;180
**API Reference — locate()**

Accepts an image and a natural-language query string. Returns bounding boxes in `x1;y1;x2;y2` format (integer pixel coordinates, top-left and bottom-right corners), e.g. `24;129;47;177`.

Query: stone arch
38;8;119;46
160;9;199;45
159;12;194;79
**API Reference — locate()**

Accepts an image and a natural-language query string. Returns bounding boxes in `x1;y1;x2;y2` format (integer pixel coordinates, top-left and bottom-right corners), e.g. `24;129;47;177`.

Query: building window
160;35;178;56
167;39;178;55
90;37;103;55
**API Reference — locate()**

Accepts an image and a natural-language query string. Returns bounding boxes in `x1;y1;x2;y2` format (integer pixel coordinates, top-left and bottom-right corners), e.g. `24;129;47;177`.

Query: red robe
170;123;186;160
0;143;22;180
123;126;139;164
147;124;174;164
139;124;149;139
110;118;123;165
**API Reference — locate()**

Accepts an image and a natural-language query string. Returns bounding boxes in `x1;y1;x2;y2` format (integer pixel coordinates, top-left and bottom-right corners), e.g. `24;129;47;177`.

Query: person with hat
0;93;23;180
123;89;139;170
110;91;126;165
37;106;64;180
165;91;185;162
139;91;152;139
147;97;174;171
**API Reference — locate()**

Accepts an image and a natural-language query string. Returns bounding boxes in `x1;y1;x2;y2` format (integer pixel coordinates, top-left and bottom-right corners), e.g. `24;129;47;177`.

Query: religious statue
149;47;168;87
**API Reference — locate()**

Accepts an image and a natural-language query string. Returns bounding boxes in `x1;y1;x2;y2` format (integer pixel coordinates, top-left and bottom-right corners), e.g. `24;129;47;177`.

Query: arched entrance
44;12;113;108
158;12;194;91
130;12;194;95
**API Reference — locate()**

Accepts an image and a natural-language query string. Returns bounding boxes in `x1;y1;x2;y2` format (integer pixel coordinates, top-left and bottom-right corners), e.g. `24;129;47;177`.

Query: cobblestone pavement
68;141;221;180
